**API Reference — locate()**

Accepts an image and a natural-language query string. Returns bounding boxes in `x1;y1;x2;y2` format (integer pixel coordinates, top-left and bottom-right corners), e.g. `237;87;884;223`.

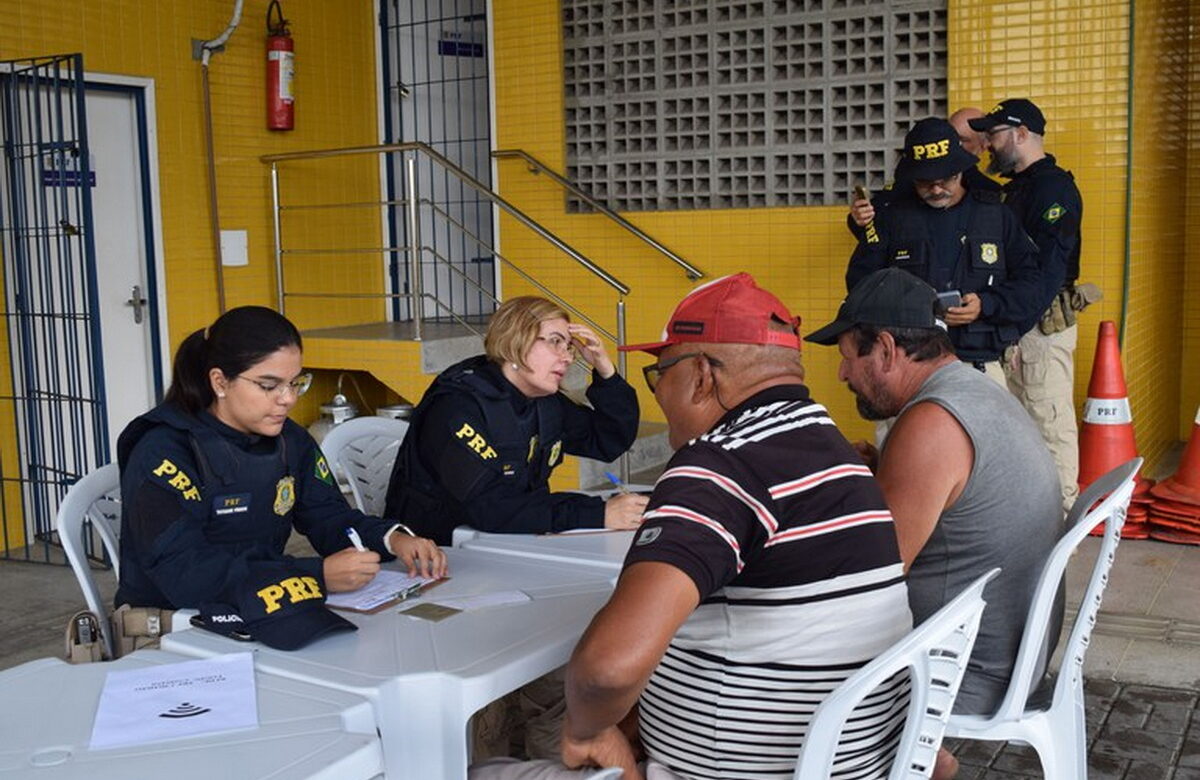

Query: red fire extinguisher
266;0;294;131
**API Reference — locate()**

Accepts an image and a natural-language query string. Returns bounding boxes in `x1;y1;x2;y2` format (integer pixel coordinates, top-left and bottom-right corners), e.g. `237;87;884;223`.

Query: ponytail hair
165;306;303;414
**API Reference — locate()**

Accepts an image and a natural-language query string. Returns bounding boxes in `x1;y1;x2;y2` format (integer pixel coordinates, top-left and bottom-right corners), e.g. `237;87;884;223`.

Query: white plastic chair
943;457;1142;780
793;568;1000;780
56;462;122;658
319;416;410;517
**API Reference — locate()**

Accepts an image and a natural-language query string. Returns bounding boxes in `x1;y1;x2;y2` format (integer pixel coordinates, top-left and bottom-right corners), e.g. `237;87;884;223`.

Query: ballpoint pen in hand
345;527;368;552
604;470;631;495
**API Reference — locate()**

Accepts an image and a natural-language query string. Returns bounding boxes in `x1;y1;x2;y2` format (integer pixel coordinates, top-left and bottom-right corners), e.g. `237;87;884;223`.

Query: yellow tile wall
1182;12;1200;437
492;0;875;442
0;0;383;548
494;0;1195;472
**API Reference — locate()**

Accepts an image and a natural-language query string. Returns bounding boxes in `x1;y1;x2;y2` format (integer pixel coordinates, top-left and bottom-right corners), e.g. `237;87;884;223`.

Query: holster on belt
111;604;175;659
64;610;108;664
1038;283;1102;335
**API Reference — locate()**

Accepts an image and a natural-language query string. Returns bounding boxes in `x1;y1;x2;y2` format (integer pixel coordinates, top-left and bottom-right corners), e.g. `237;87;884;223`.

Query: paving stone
1086;752;1128;780
1094;726;1183;762
1125;760;1173;780
1147;702;1194;735
980;771;1036;779
1124;685;1200;708
1108;695;1155;729
1173;766;1200;780
1178;726;1200;767
950;738;1005;767
991;743;1043;775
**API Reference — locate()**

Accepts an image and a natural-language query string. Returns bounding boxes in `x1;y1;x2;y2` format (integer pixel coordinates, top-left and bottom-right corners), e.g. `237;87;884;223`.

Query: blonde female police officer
384;296;646;545
114;306;445;652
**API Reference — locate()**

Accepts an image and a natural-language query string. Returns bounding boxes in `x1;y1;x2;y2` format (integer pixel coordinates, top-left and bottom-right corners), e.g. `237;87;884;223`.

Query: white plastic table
461;529;636;577
163;547;616;780
0;649;383;779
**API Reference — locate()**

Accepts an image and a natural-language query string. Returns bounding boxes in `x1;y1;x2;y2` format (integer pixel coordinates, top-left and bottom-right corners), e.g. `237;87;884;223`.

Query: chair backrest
55;462;122;657
983;457;1141;723
319;416;410;517
793;568;1000;780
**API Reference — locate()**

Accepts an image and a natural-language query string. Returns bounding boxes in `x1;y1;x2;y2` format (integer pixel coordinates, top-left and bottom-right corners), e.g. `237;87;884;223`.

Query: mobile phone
853;184;870;203
936;290;963;309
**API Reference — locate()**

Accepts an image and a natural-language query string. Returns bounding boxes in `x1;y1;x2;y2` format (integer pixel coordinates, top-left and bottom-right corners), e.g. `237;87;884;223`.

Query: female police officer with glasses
114;306;445;653
384;296;646;545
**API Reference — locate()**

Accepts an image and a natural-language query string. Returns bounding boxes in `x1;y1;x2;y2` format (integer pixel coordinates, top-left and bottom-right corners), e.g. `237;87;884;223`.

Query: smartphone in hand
853;184;870;203
936;289;963;310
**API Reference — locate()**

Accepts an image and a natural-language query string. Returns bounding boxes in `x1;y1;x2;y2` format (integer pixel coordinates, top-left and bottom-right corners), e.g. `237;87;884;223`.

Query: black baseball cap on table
804;268;946;346
968;98;1047;135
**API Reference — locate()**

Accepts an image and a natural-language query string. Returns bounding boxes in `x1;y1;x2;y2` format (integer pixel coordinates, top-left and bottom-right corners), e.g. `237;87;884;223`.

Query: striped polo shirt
626;384;912;779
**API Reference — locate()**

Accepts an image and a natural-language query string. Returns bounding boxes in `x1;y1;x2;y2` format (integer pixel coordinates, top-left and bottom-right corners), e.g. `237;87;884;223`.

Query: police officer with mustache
846;117;1042;381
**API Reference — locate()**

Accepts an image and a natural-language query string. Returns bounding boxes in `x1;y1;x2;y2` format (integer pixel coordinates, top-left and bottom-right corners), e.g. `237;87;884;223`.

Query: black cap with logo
968;98;1046;135
894;117;980;182
804;268;946;346
194;562;357;651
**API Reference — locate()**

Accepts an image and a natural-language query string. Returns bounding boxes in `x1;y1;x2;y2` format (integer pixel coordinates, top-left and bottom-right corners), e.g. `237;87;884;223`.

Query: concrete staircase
301;321;672;490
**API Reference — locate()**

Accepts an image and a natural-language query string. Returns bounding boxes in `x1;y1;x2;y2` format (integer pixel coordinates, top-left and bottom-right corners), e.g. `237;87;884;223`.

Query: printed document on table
90;652;257;750
325;569;438;612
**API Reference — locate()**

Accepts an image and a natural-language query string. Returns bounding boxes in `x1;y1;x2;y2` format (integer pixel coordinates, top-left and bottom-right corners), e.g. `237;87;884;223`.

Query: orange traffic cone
1078;321;1144;488
1149;406;1200;505
1078;322;1149;535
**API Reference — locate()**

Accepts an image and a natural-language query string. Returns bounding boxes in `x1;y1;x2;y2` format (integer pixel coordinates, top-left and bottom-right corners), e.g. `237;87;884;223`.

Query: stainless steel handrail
262;141;629;296
493;148;705;281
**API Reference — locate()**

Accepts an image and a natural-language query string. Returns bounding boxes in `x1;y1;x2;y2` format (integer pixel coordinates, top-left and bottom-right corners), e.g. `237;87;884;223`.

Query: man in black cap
846;117;1042;383
969;98;1092;511
846;108;999;242
806;268;1062;748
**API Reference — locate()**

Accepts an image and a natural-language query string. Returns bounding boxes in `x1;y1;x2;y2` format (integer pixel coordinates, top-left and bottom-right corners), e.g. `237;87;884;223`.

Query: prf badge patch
548;439;563;467
314;454;334;486
274;476;296;516
980;243;999;265
1043;203;1065;224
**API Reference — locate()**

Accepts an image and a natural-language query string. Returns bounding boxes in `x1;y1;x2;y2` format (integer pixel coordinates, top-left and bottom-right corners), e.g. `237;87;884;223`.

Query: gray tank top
894;361;1063;715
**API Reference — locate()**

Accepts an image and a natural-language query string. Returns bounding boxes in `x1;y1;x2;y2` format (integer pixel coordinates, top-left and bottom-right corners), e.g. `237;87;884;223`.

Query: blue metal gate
0;54;108;563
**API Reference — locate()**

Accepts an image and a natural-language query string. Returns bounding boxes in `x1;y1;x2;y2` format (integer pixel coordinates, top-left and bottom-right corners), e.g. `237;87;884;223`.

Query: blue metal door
0;54;108;562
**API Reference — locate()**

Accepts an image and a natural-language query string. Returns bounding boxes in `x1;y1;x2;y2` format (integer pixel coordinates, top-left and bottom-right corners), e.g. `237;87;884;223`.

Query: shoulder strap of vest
967;194;1004;240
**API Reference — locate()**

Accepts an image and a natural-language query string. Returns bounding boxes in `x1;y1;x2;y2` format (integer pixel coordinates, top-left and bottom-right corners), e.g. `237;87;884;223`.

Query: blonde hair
484;296;570;369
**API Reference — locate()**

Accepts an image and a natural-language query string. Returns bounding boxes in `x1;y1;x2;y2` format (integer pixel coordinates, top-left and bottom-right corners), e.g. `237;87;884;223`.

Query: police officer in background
847;117;1042;384
115;306;446;656
384;296;646;546
970;98;1093;511
847;107;1000;243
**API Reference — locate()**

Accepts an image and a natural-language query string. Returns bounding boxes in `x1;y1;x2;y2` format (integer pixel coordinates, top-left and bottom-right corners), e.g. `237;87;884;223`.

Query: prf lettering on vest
152;459;201;501
453;422;498;460
911;139;950;160
257;575;323;614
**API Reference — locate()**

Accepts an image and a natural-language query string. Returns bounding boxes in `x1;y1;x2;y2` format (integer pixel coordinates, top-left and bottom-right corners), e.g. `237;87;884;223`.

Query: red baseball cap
620;273;801;356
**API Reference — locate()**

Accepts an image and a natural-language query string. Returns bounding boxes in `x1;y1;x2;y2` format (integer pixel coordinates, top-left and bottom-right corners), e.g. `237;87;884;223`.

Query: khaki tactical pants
1005;324;1079;512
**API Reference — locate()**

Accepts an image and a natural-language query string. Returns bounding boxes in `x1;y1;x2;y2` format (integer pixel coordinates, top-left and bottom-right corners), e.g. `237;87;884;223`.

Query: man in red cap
554;274;912;779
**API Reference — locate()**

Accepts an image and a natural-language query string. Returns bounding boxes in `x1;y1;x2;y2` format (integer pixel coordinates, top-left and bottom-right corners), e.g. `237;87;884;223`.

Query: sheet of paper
325;569;437;612
90;652;257;750
425;590;531;611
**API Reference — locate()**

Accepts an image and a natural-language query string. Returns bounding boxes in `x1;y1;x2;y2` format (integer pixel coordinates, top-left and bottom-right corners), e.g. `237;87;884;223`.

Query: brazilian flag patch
1042;203;1066;224
315;454;334;486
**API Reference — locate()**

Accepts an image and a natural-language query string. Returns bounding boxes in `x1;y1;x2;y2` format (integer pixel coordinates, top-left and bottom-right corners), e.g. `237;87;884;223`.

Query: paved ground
945;679;1200;779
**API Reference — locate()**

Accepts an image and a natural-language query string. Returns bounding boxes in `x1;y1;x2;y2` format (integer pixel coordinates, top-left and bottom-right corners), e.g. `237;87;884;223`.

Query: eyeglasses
985;125;1017;138
536;334;577;357
234;372;313;399
641;352;729;392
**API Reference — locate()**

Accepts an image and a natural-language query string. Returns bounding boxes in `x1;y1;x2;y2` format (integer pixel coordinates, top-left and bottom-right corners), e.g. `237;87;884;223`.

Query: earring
217;392;226;398
511;363;519;370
